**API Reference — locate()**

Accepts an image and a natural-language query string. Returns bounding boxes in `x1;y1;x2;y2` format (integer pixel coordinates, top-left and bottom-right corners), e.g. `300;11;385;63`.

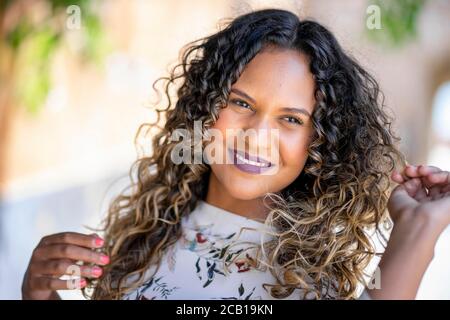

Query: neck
205;172;270;221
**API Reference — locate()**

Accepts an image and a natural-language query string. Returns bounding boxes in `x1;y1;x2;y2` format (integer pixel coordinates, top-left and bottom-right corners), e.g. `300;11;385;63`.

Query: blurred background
0;0;449;299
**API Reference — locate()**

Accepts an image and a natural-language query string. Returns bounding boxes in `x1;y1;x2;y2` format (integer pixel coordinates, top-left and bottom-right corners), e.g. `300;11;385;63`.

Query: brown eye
284;116;303;125
231;99;252;110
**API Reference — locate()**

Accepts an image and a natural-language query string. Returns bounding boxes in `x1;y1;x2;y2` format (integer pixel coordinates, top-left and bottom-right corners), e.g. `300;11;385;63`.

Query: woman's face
208;47;316;200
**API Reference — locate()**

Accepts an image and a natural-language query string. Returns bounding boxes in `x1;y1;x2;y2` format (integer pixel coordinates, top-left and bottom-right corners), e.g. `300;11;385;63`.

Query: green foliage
82;11;109;64
366;0;426;48
17;27;61;114
3;0;108;114
6;19;33;50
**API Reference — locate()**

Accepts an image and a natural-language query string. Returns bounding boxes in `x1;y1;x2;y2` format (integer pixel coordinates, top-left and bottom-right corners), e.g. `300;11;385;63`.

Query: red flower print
235;254;256;273
196;232;207;243
235;261;250;273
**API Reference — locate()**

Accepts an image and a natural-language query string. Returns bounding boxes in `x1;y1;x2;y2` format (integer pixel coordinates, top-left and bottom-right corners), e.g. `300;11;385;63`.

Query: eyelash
283;116;303;126
230;99;304;126
231;99;252;110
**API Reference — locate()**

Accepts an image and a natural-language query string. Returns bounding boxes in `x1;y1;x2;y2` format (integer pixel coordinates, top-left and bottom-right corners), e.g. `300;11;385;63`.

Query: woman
22;9;450;300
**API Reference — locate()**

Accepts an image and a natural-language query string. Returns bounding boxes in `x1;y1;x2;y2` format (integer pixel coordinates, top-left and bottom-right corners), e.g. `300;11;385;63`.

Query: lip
228;148;273;174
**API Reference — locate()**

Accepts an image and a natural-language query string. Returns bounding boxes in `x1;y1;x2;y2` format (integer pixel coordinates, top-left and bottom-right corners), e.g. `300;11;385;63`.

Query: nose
241;115;279;156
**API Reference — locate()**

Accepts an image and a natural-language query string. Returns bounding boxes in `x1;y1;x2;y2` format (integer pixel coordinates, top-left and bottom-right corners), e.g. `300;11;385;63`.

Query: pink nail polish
95;237;104;247
79;279;87;287
91;266;103;277
100;255;110;265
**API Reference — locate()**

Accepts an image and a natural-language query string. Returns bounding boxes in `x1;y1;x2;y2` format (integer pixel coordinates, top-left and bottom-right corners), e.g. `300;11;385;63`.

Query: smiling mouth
229;148;272;168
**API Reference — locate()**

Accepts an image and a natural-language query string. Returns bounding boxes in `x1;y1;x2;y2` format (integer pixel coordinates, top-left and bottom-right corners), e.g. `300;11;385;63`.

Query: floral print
216;283;261;300
125;276;179;300
122;201;273;300
122;200;371;300
179;224;264;288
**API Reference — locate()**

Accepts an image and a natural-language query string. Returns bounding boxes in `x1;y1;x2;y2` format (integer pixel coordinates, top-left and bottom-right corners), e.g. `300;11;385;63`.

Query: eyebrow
280;107;311;117
230;88;311;117
230;88;256;104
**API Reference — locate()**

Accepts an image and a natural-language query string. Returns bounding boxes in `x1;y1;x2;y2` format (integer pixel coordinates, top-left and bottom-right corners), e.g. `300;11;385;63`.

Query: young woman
22;9;450;300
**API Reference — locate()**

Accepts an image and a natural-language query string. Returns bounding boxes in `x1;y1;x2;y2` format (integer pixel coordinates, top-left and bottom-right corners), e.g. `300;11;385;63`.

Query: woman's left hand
388;164;450;233
367;164;450;299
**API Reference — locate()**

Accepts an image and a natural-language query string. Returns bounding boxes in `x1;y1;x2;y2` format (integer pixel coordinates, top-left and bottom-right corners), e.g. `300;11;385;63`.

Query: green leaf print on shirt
134;276;179;300
182;224;263;288
216;282;260;300
190;234;251;287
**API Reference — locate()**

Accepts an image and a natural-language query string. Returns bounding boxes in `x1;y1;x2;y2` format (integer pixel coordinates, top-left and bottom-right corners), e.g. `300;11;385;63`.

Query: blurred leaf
20;66;51;114
2;0;109;115
6;19;33;50
81;12;109;64
366;0;426;48
16;27;61;114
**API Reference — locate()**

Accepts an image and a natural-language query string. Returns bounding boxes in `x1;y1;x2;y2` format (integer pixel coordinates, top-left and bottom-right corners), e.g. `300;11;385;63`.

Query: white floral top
123;200;372;300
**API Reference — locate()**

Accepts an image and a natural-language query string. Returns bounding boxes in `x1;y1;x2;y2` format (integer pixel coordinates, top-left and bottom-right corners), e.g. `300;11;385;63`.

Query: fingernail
91;266;103;277
94;237;104;247
79;278;87;288
100;255;110;265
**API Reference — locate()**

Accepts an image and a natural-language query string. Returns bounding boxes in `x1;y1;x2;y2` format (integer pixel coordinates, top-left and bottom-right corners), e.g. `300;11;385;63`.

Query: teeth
235;152;270;167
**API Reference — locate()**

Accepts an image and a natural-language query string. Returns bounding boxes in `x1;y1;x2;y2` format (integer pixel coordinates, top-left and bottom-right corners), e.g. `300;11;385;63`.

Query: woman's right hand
22;232;110;300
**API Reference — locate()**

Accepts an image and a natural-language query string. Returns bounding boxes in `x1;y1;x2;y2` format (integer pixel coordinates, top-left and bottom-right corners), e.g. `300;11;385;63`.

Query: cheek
208;108;239;155
280;131;311;171
211;107;240;132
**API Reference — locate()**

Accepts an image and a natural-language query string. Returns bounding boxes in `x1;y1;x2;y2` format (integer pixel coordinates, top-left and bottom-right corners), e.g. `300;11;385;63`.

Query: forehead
232;47;316;111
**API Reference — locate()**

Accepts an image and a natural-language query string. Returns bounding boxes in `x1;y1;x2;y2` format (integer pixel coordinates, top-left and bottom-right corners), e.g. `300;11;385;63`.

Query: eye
283;116;303;125
230;99;252;110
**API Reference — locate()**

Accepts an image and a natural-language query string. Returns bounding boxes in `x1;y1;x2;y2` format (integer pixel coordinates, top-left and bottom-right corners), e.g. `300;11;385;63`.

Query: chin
227;187;264;200
221;175;274;200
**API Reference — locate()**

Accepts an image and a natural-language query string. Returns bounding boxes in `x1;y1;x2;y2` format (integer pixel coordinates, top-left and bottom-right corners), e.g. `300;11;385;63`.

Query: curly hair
89;8;405;300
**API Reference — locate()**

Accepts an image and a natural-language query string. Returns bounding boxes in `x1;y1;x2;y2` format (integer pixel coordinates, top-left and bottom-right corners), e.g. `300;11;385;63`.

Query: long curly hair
89;8;405;300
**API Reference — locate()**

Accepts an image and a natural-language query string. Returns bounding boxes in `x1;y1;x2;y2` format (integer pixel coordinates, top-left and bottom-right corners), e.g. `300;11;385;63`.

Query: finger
403;178;425;198
388;184;418;220
423;171;450;187
417;165;442;176
404;165;419;178
412;179;428;202
33;244;110;266
410;166;444;189
442;184;450;193
403;165;439;190
433;191;450;200
30;260;103;278
391;170;406;184
30;277;87;291
399;166;412;182
404;165;441;179
39;232;104;249
429;185;442;199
